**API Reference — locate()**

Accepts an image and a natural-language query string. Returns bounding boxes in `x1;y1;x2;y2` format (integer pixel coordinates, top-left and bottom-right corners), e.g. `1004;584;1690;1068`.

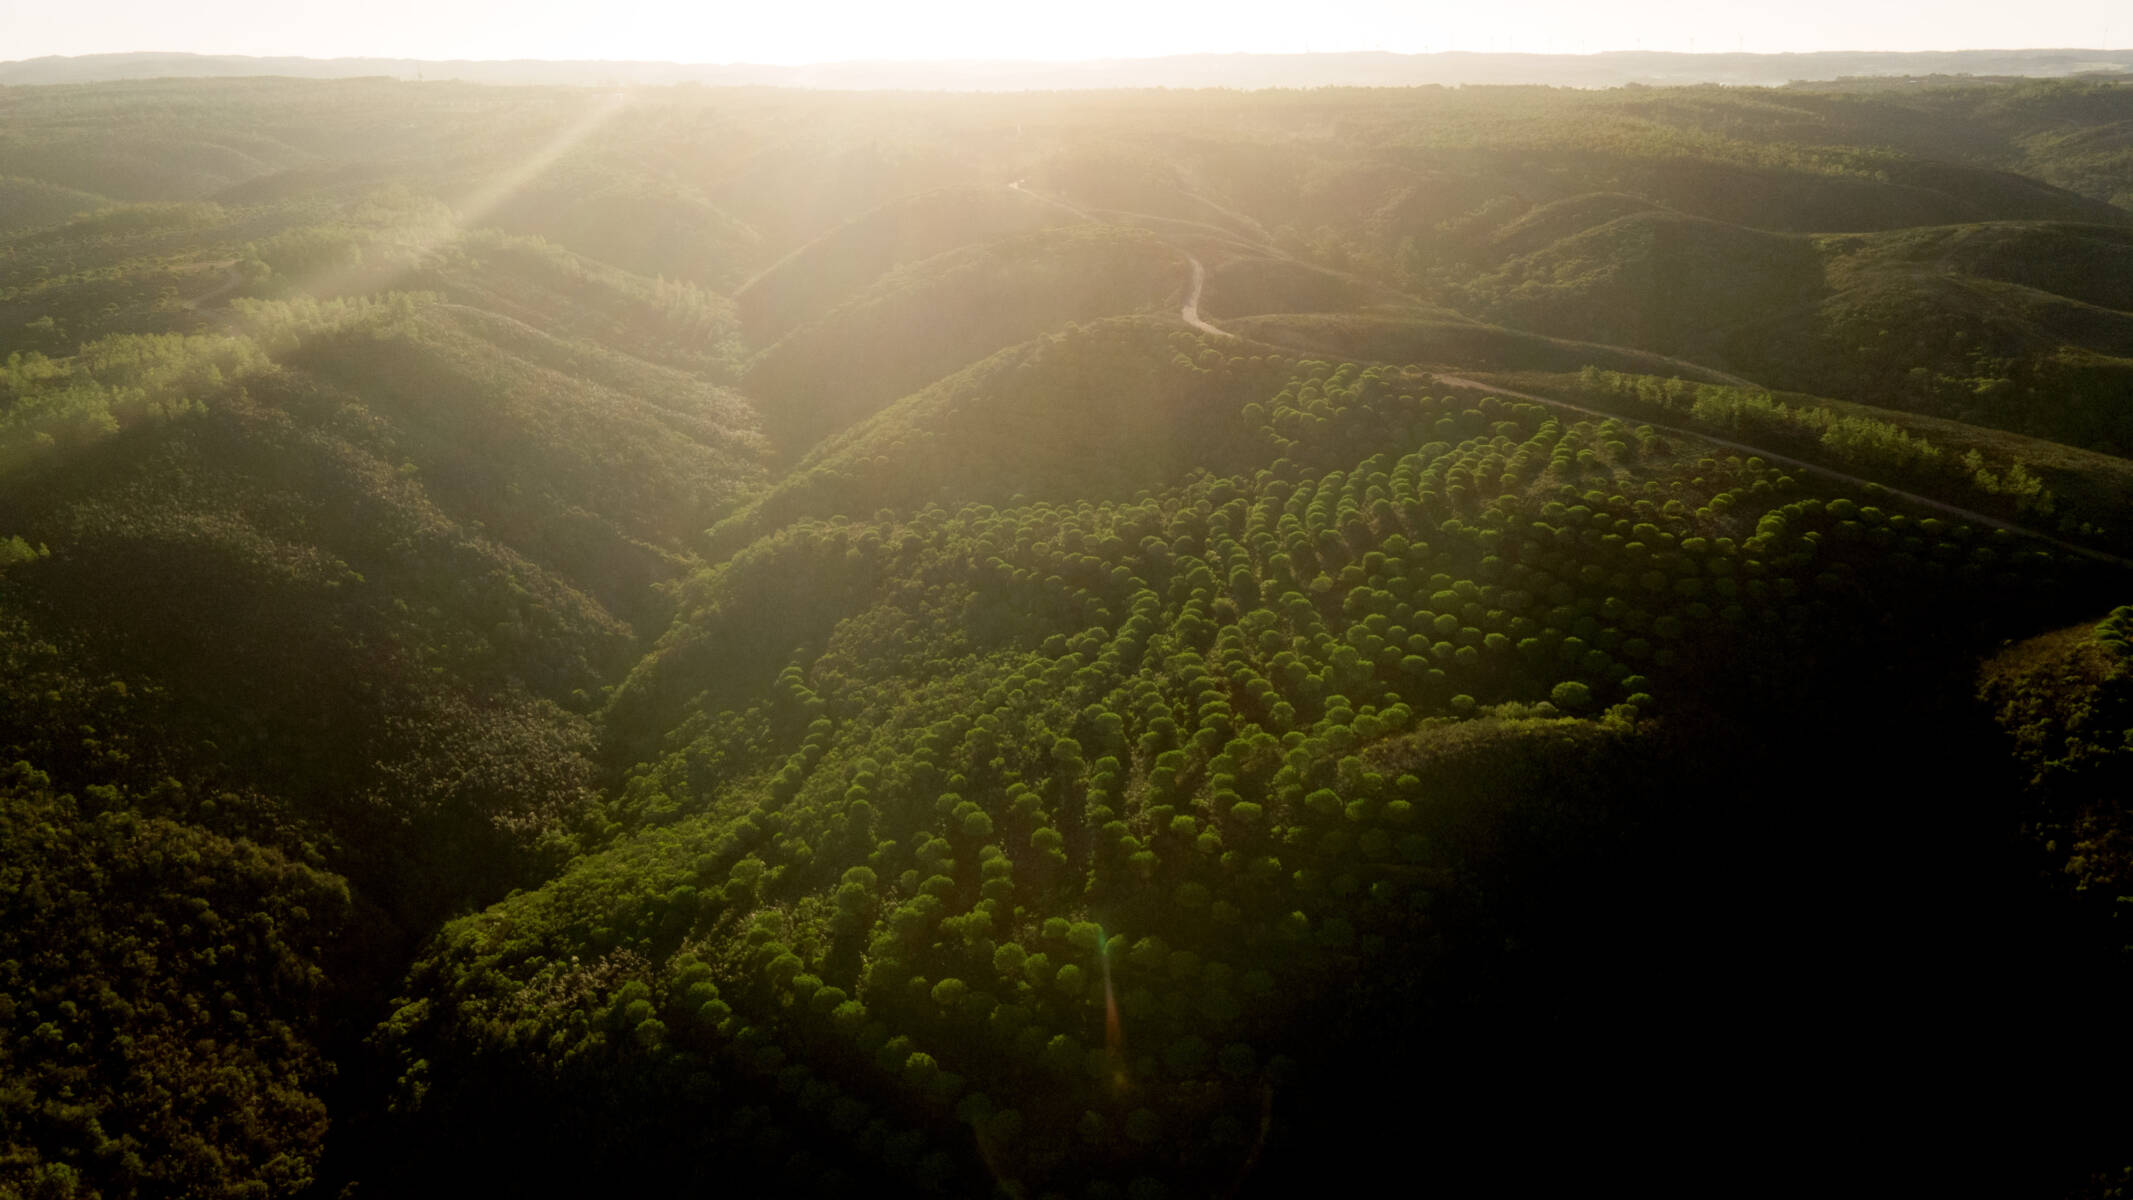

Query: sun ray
272;87;634;304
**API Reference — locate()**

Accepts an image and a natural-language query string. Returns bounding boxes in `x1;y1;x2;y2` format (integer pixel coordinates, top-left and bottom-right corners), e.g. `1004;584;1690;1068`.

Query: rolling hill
0;74;2129;1200
742;224;1191;455
1459;217;2133;453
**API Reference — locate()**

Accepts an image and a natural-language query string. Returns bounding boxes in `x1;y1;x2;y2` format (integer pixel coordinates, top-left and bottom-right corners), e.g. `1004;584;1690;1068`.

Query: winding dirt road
1180;255;1227;339
1007;178;1088;222
180;260;245;314
1003;178;2127;568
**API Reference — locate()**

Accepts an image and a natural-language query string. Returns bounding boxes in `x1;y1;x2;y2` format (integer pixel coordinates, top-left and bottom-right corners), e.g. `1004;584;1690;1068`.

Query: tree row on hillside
374;346;2082;1197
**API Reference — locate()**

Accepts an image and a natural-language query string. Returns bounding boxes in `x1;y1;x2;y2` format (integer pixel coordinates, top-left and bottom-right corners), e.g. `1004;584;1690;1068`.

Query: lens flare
1099;922;1129;1093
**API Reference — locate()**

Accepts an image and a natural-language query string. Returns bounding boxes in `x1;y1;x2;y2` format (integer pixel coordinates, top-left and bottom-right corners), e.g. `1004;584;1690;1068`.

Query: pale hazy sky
3;0;2126;63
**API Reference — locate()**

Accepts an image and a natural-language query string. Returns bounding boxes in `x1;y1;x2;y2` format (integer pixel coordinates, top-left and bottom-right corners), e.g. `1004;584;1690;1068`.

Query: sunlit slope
1220;309;1746;383
1184;108;2131;284
378;354;2084;1197
0;187;736;360
742;225;1188;455
0;78;780;296
0;188;752;377
1723;78;2133;211
484;172;765;292
0;200;267;349
420;230;748;377
1033;143;1275;244
1196;255;1406;321
1462;217;2133;453
1298;153;2065;249
1096;83;2133;347
709;135;996;258
259;301;766;615
1603;153;2125;232
233;166;766;301
607;323;1296;742
1460;209;1825;360
734;186;1079;343
0;270;789;1194
711;321;1293;556
1479;192;1663;260
0;291;771;869
1528;367;2133;549
0;77;470;200
0;109;789;1193
1896;221;2133;311
0;176;109;233
2017;115;2133;210
0;366;619;894
0;117;290;201
0;322;705;1198
1796;223;2133;451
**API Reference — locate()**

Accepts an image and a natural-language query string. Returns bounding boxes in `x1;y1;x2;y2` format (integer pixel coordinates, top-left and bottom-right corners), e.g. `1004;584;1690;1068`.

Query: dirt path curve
1180;255;1228;339
1008;178;1090;221
177;260;245;318
1430;371;2133;569
1010;179;1230;339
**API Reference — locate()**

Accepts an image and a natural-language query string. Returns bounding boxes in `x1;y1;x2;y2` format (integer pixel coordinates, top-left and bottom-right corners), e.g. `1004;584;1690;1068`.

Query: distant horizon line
8;46;2133;69
9;46;2127;94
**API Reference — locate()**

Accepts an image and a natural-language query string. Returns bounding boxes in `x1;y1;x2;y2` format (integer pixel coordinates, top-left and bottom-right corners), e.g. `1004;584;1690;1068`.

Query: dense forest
2;74;2131;1197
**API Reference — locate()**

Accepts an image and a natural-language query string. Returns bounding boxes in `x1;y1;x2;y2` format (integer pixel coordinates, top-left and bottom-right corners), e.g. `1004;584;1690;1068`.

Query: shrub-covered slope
0;176;109;233
0;289;770;1196
0;765;352;1200
734;186;1079;344
742;225;1186;456
1980;606;2133;955
376;348;2102;1196
1461;217;2133;454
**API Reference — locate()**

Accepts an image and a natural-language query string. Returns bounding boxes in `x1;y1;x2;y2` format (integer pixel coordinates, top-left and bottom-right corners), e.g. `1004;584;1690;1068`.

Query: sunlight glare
7;0;2126;62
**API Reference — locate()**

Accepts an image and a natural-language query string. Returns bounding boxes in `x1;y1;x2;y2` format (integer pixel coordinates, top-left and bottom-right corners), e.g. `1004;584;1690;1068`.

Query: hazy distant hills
4;47;2133;90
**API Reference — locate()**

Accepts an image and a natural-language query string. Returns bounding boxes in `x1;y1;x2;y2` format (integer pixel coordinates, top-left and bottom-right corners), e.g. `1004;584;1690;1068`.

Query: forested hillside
1;75;2129;1198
